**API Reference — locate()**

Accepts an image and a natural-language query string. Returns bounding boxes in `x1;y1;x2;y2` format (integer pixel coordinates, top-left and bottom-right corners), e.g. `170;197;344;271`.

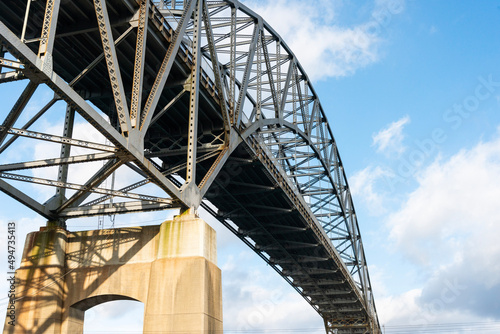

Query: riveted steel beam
0;98;57;154
93;0;131;135
0;178;55;220
60;200;181;218
140;0;197;132
38;0;61;62
235;24;259;126
183;0;202;188
1;127;117;152
202;0;230;134
0;81;38;147
130;0;149;128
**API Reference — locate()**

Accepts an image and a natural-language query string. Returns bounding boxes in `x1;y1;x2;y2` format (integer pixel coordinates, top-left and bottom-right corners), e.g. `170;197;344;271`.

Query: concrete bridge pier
3;212;223;333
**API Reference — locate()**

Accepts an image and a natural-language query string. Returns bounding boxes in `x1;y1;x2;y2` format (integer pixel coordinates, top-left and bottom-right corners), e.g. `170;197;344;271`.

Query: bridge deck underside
206;144;368;323
0;0;374;332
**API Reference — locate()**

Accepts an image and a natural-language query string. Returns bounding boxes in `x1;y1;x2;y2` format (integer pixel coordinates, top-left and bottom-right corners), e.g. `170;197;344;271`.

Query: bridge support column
3;212;222;334
3;224;68;334
143;211;223;333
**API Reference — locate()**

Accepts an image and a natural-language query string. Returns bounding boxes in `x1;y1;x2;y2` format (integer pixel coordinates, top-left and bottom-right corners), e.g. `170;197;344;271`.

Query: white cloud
376;287;487;328
377;288;422;325
242;0;406;80
350;165;392;215
387;129;500;318
372;115;410;156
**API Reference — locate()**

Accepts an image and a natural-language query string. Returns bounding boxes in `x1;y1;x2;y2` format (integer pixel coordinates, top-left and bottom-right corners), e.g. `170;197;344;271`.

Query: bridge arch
0;0;380;332
72;294;142;312
68;295;142;333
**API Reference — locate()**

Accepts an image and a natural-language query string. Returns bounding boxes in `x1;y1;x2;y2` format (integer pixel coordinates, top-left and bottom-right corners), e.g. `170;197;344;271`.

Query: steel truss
0;0;380;332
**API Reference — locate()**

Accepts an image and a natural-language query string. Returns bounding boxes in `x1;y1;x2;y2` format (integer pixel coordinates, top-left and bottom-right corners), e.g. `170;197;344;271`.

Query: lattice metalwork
0;0;380;332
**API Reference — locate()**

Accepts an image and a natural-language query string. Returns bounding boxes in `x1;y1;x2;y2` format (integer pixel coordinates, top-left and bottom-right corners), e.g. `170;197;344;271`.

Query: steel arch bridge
0;0;381;332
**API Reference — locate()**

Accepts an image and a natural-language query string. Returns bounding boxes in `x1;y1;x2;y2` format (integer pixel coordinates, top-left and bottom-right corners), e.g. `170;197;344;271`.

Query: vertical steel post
20;0;32;42
185;0;202;185
55;104;75;204
256;30;262;120
229;6;236;122
38;0;61;59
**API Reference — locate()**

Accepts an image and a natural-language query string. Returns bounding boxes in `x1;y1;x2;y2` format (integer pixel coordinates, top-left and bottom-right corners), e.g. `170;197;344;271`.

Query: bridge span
0;0;381;332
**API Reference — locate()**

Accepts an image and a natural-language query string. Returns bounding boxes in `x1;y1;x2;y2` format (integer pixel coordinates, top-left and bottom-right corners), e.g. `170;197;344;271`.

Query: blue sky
1;0;500;333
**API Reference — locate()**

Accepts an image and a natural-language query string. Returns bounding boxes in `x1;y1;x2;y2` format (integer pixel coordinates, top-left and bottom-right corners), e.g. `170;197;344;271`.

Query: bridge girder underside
0;0;380;332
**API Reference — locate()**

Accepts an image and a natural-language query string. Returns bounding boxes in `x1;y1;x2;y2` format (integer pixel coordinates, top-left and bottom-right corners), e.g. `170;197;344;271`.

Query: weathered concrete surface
3;212;222;333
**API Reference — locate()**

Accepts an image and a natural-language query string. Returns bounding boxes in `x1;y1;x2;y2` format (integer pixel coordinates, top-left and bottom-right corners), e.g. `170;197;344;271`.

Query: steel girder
0;0;380;332
158;1;380;332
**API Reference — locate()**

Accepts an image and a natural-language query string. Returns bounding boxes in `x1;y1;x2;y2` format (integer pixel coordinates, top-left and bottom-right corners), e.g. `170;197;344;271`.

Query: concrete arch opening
81;297;144;334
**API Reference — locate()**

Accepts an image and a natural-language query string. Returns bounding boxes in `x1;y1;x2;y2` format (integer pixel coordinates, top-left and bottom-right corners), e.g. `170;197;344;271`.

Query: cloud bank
243;0;407;80
384;129;500;321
